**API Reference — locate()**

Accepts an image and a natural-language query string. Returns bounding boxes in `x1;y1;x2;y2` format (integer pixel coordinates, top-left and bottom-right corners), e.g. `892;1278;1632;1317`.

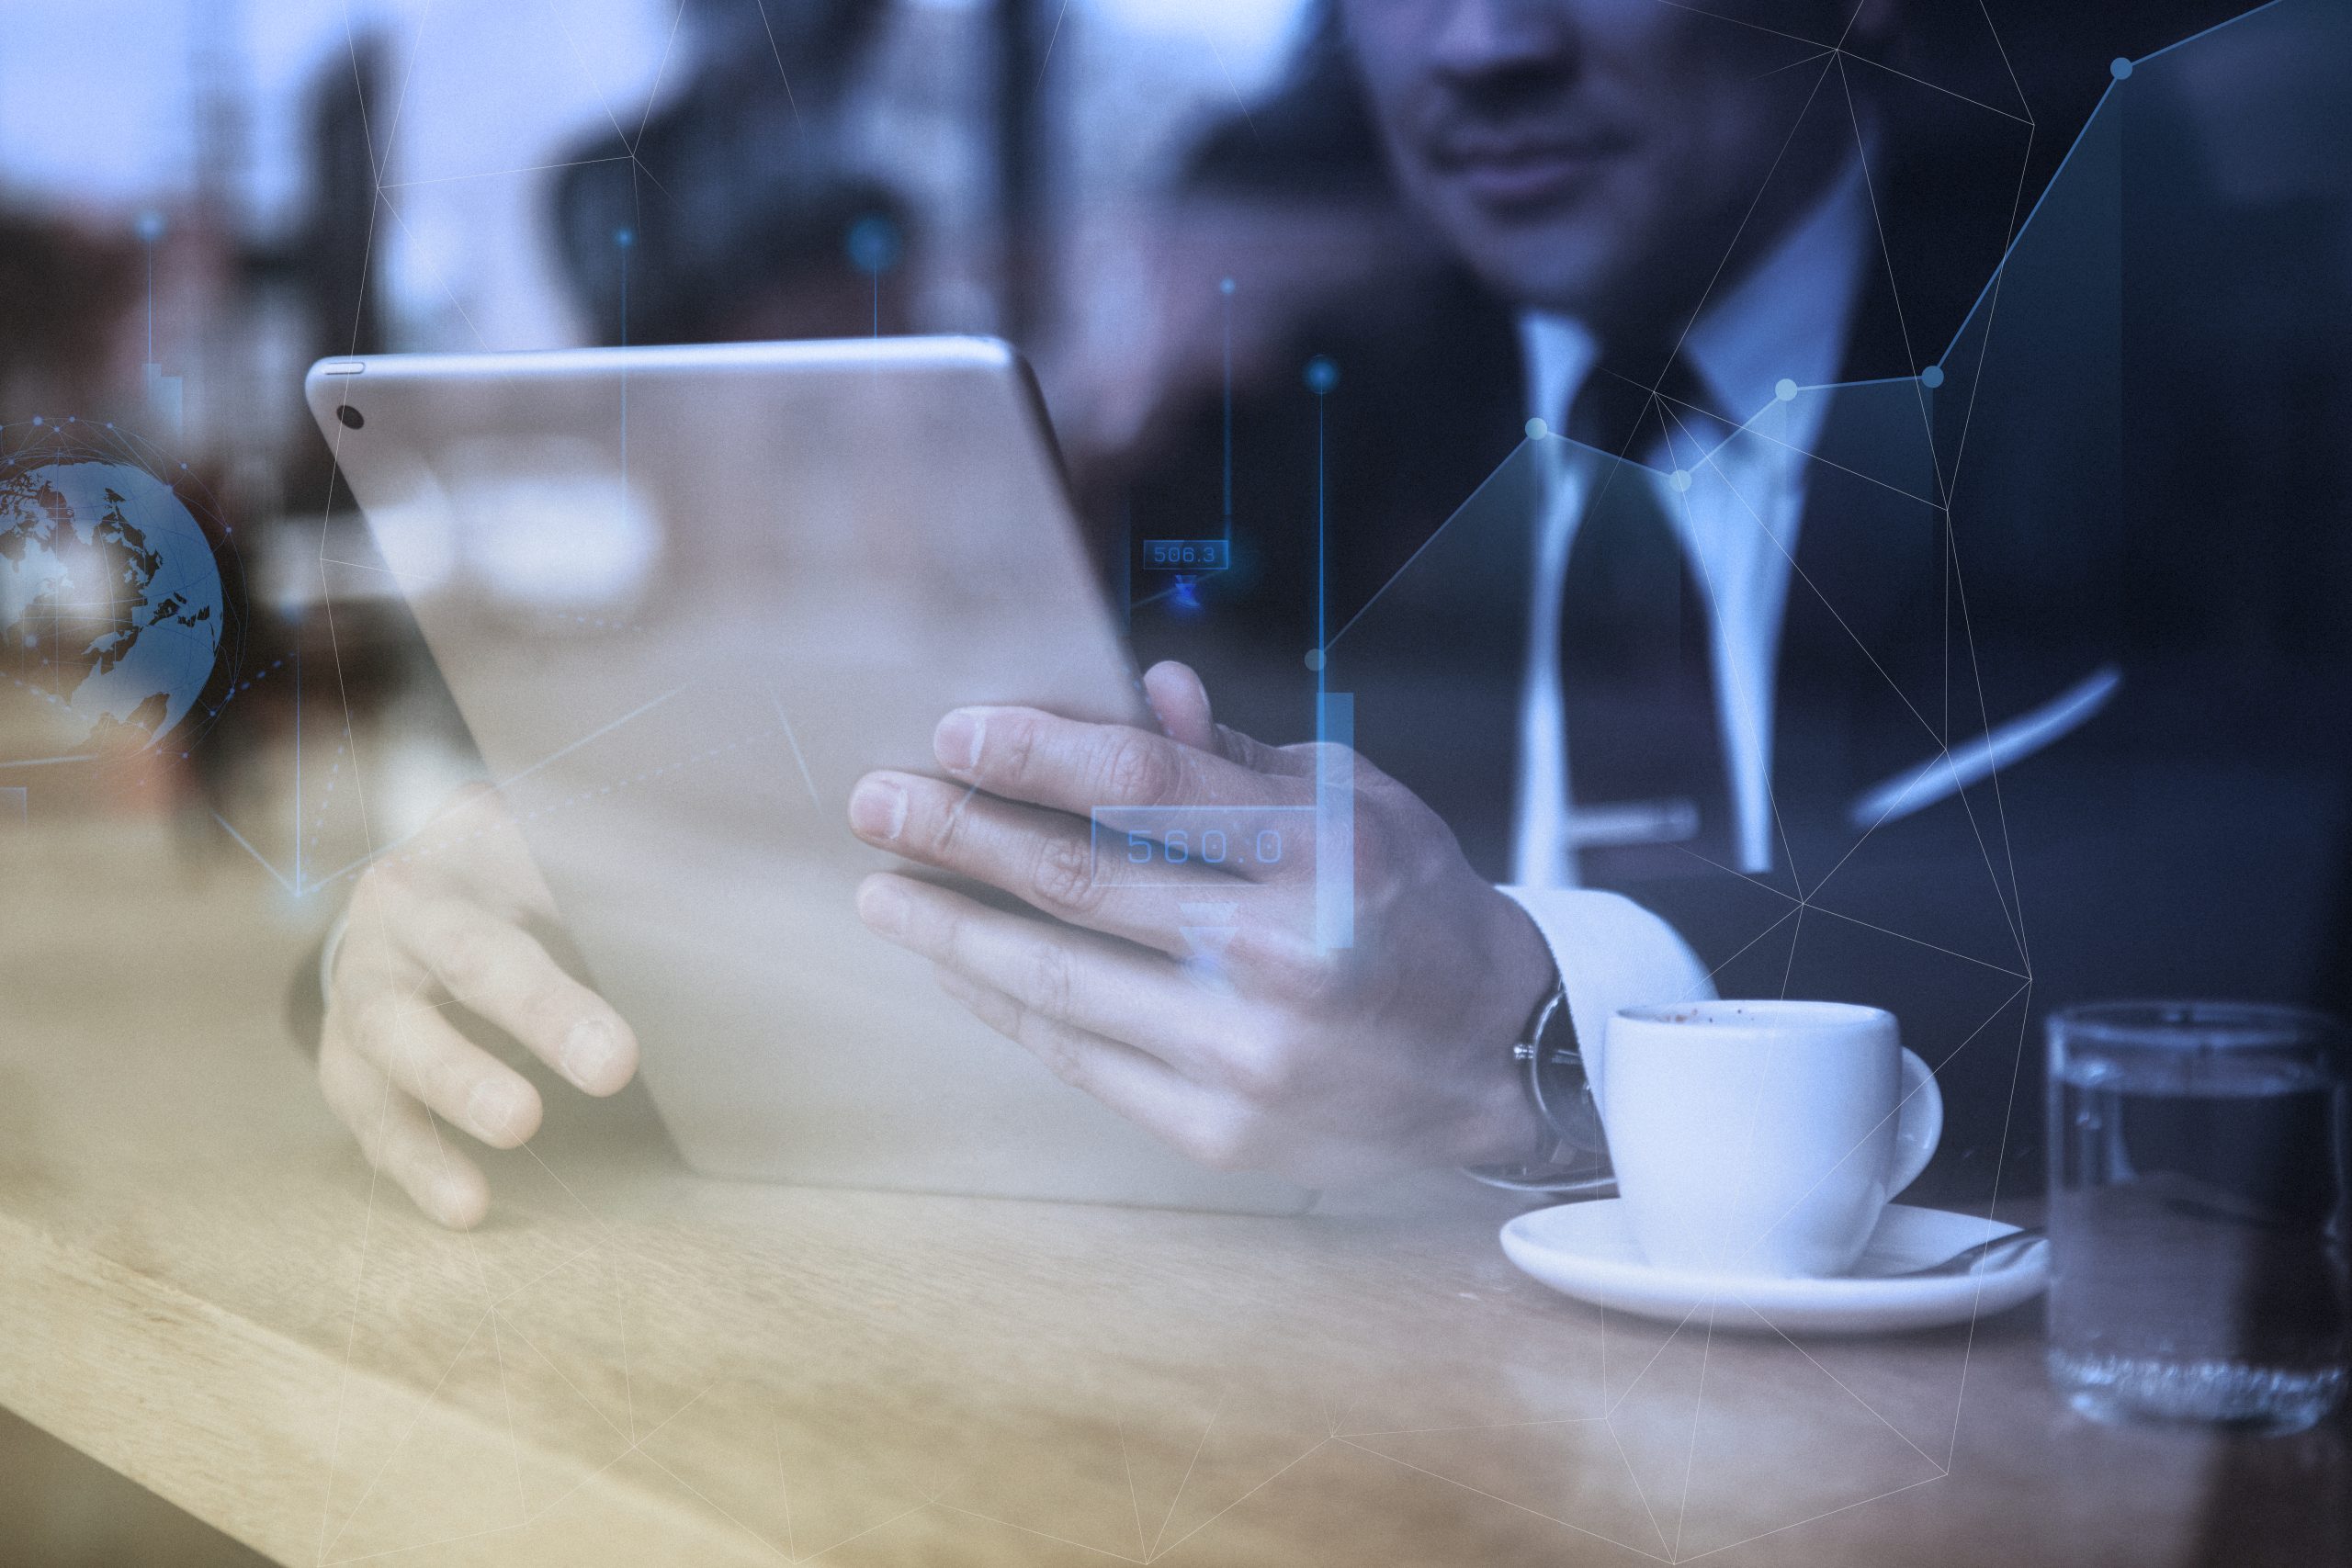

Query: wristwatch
1464;972;1614;1194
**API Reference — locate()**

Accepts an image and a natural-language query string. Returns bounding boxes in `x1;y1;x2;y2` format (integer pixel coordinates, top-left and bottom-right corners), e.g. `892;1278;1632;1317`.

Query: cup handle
1890;1048;1944;1195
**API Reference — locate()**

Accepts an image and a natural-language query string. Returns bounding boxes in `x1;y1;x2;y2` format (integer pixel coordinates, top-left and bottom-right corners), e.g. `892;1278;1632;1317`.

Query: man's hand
847;661;1555;1186
319;784;639;1227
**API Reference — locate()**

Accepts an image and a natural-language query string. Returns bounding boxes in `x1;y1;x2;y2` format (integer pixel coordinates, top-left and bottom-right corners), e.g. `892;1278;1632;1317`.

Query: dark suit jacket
1112;78;2352;1203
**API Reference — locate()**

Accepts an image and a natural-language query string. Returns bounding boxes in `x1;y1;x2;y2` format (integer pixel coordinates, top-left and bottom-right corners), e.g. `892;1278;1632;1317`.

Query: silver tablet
305;337;1310;1213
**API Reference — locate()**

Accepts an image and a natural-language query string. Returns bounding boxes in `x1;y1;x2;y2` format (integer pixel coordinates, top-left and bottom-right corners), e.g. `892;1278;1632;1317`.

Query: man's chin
1451;220;1626;320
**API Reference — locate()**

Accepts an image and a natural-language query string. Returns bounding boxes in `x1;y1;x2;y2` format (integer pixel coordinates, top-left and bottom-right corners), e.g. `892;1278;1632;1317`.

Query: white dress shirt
1497;163;1871;1054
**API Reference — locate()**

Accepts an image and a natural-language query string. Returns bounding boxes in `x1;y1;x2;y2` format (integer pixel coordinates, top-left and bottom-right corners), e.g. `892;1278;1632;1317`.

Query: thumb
1144;660;1309;778
1142;660;1217;750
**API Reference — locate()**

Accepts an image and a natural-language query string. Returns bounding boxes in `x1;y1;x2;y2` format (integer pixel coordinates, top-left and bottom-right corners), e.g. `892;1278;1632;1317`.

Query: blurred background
0;0;1351;873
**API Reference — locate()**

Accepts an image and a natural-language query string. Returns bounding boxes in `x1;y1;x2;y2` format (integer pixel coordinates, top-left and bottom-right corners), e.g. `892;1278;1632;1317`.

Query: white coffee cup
1596;1000;1943;1280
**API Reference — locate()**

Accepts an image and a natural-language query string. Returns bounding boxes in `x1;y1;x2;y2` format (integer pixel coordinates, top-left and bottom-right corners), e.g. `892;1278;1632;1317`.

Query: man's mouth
1431;132;1631;209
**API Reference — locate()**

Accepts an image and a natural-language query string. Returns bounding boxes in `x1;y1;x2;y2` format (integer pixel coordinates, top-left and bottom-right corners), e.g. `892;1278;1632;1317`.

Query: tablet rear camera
336;404;365;429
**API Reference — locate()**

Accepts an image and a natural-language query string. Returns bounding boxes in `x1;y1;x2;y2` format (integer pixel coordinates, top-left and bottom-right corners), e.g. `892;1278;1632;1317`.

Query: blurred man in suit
1094;0;2352;1198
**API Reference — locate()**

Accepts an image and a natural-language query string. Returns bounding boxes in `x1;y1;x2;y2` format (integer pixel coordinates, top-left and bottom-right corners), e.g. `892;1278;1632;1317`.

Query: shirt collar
1518;155;1871;441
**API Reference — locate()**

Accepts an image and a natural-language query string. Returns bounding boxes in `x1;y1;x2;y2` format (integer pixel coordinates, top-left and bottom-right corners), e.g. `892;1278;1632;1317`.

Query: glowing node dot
614;227;635;248
1775;378;1798;402
845;213;903;275
1525;417;1548;441
136;209;164;243
1304;649;1327;672
1669;469;1692;492
1921;365;1946;389
1220;276;1236;295
2110;56;2132;79
1303;355;1340;395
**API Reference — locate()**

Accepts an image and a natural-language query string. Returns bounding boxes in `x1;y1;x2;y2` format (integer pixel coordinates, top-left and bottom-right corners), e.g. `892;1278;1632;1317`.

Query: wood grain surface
1;812;2343;1567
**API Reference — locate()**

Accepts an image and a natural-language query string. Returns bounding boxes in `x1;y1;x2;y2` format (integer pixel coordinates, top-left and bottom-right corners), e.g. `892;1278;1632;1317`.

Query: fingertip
435;1171;491;1230
1138;658;1204;719
510;1084;547;1145
1142;661;1213;748
847;773;910;843
856;873;913;939
592;1029;641;1098
411;1155;489;1229
933;709;986;774
1142;660;1197;692
465;1076;542;1148
560;1016;637;1097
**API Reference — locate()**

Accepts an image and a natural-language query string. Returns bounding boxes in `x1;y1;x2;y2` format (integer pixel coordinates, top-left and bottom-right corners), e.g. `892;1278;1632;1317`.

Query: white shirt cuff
1498;886;1717;1068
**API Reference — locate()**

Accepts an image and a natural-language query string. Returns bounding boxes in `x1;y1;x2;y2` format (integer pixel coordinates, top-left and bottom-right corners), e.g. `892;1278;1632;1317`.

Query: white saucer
1500;1201;2048;1336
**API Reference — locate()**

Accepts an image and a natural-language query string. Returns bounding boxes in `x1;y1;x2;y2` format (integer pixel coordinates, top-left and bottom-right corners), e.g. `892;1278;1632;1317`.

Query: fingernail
934;711;984;773
857;878;911;938
466;1078;528;1141
561;1018;624;1089
848;777;908;842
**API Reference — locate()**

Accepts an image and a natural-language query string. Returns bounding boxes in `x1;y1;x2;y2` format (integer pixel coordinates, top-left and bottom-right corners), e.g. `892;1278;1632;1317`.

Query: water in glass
2047;1002;2347;1434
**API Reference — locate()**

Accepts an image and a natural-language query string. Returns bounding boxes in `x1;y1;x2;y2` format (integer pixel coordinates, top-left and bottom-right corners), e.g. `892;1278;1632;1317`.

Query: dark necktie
1555;349;1734;884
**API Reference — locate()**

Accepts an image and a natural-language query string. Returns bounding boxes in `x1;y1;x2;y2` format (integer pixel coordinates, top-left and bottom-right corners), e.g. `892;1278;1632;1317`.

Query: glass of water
2047;1001;2348;1433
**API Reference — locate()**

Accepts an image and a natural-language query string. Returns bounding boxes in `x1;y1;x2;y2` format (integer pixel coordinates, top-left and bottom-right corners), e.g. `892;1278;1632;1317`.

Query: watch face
1532;1029;1608;1156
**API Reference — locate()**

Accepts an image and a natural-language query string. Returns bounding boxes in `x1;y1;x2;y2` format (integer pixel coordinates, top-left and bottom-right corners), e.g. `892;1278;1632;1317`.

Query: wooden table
2;812;2343;1567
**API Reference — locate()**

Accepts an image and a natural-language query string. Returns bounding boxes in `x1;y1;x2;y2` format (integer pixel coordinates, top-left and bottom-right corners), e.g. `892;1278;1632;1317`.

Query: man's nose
1427;0;1577;80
